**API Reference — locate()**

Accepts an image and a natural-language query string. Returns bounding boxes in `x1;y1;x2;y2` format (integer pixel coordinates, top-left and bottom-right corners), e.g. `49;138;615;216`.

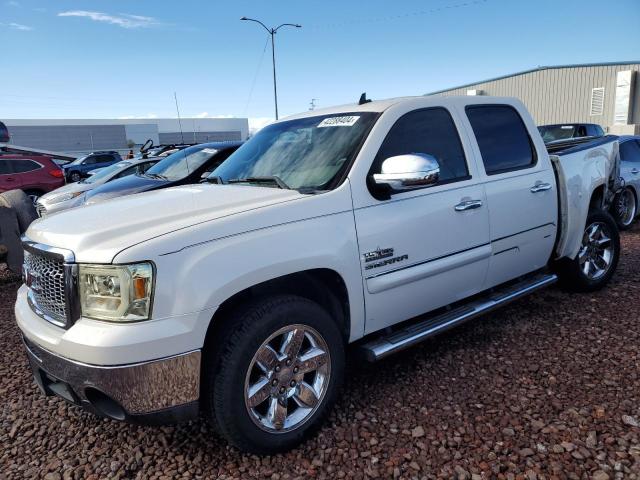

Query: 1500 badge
363;247;409;270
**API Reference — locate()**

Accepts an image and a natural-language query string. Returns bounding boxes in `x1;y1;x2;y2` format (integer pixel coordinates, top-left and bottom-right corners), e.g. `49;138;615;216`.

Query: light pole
241;17;301;120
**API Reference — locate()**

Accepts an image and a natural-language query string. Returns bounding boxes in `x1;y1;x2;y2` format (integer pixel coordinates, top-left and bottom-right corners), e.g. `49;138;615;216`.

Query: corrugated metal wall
431;64;640;128
7;124;127;151
158;131;242;144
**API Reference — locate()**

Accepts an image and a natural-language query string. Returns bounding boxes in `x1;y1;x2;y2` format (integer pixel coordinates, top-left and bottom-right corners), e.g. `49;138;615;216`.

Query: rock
622;415;639;427
592;471;610;480
411;426;425;438
519;448;535;458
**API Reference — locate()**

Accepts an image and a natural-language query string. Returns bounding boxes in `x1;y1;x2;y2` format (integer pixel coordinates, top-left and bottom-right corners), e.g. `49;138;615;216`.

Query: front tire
204;295;345;454
69;171;81;183
611;187;637;230
556;209;620;292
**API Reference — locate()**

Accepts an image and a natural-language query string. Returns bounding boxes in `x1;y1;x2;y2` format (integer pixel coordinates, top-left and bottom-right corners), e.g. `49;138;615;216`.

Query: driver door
353;107;490;334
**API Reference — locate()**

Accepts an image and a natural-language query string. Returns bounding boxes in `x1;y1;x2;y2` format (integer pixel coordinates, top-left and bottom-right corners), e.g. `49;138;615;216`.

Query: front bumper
23;335;201;424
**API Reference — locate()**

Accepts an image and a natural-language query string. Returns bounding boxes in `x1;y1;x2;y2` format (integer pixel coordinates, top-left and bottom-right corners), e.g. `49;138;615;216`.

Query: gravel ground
2;227;640;480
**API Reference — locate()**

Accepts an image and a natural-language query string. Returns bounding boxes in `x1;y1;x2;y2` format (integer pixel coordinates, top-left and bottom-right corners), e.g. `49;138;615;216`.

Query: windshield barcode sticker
318;116;360;128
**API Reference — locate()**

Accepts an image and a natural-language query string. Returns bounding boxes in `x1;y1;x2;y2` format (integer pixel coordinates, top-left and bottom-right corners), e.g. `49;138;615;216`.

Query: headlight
79;262;154;322
48;191;83;205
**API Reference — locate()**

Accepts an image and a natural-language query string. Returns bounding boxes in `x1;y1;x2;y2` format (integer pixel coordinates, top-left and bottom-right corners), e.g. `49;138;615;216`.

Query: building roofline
425;61;640;95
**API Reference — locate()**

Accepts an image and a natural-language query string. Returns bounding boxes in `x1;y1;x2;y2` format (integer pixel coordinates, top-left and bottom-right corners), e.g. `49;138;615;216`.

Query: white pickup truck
16;96;621;453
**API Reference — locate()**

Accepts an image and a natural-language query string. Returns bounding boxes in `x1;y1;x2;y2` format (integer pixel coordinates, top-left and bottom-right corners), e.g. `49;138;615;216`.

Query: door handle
5;177;15;182
530;182;552;193
454;200;483;211
632;168;639;175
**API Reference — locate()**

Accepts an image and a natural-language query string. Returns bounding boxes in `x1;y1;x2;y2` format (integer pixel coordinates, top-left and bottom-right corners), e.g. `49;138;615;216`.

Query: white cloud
57;11;160;29
1;22;33;31
5;1;20;7
117;113;159;119
195;112;210;118
248;117;274;134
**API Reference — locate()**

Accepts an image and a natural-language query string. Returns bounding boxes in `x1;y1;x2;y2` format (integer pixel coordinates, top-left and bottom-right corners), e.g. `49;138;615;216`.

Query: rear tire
203;295;345;454
555;209;619;292
69;171;81;183
611;187;637;231
0;189;37;233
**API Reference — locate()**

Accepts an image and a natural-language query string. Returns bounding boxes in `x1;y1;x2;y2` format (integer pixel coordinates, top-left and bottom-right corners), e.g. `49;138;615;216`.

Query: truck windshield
210;112;378;191
144;144;214;181
538;125;580;143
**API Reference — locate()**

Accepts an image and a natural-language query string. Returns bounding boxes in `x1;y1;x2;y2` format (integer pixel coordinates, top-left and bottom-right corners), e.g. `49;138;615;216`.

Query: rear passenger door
619;139;640;202
0;159;21;192
463;104;557;288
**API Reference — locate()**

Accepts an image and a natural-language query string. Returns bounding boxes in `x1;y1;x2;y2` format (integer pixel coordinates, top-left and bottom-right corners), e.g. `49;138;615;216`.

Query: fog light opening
84;387;126;421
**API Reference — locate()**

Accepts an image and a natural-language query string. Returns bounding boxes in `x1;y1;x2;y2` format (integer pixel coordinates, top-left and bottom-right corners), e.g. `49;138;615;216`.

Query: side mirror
373;153;440;192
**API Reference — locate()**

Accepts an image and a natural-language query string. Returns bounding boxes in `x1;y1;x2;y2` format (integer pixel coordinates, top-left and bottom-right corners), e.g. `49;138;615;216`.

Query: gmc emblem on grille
23;266;43;295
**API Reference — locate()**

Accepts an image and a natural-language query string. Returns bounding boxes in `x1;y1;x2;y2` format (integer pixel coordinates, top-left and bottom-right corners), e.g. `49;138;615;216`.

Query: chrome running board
360;272;558;362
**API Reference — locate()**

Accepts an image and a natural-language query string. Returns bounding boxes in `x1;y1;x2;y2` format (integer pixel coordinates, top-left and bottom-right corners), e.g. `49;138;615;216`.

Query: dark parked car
62;151;123;182
0;121;9;143
0;155;65;202
83;142;242;205
538;123;604;143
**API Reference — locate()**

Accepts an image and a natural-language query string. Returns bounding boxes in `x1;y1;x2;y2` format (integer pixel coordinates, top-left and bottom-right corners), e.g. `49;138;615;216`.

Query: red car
0;155;65;203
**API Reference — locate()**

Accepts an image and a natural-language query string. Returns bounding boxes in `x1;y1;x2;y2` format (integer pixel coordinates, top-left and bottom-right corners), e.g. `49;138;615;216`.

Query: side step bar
359;272;558;362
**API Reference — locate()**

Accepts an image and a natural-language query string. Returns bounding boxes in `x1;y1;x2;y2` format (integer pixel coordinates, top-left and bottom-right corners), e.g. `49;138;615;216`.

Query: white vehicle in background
35;157;159;217
16;95;621;454
610;135;640;230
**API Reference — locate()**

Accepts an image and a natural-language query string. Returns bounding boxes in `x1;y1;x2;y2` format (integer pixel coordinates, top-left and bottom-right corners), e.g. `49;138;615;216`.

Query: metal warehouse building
429;61;640;135
2;117;249;156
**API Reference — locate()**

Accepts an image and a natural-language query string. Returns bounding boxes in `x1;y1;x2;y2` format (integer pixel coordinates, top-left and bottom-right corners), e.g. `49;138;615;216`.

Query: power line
309;0;488;30
243;36;270;117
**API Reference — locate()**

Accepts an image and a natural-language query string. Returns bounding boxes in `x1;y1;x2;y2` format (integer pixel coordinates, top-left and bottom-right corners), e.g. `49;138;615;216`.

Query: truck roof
282;95;524;121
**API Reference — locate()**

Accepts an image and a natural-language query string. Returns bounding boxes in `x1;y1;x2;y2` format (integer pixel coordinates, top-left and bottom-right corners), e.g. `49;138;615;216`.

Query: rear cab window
466;105;536;175
372;107;470;184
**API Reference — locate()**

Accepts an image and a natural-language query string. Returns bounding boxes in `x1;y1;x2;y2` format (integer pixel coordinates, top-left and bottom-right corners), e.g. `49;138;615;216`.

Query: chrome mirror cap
373;153;440;192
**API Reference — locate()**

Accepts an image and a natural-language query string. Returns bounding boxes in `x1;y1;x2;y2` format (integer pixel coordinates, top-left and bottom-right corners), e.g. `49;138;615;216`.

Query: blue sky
2;0;639;130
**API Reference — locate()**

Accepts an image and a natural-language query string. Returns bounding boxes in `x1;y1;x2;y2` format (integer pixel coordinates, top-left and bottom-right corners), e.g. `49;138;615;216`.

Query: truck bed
551;135;620;260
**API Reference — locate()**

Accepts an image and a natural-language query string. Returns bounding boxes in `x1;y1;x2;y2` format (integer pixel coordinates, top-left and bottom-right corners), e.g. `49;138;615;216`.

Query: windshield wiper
145;173;168;180
227;176;290;189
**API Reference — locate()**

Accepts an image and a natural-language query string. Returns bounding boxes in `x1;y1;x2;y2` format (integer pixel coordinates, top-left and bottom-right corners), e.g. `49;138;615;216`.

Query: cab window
372;107;469;183
466;105;536;175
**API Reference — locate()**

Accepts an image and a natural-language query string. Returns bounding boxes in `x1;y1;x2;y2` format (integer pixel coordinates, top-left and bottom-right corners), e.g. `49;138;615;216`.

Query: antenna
309;98;317;111
358;92;372;105
174;91;185;144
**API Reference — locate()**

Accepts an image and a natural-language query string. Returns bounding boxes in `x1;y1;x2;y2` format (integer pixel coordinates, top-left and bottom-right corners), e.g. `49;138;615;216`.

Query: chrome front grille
35;203;47;217
24;250;67;325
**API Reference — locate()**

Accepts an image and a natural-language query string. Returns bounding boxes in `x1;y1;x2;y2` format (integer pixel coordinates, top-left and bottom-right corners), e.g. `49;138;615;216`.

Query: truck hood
26;184;303;263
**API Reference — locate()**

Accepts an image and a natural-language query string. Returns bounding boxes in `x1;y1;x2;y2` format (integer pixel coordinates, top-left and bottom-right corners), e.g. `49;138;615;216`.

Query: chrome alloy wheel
578;221;614;280
244;324;331;433
616;188;636;227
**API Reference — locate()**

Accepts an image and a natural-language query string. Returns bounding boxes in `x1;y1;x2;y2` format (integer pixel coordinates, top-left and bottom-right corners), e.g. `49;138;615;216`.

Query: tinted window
373;108;468;182
10;159;40;173
620;140;640;163
0;160;10;174
83;156;100;165
466;105;535;175
146;144;215;181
